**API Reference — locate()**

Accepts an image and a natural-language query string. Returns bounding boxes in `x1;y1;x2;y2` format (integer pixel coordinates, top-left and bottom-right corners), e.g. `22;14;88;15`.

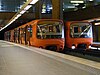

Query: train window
73;26;78;33
27;25;32;37
70;22;92;38
37;21;63;39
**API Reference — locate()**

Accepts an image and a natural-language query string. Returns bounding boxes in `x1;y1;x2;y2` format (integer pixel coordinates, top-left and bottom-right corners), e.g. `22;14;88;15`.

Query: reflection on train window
70;23;92;38
27;25;32;37
37;21;63;39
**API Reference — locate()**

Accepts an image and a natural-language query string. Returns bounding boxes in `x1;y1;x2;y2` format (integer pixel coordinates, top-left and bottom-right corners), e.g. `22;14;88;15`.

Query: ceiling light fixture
89;0;93;1
24;5;32;10
30;0;39;4
0;0;39;31
95;22;100;25
20;10;26;14
70;1;84;3
14;14;22;20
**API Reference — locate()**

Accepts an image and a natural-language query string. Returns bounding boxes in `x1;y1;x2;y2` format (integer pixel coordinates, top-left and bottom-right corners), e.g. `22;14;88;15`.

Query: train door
7;31;10;41
15;29;18;43
16;29;19;43
6;31;10;41
27;25;32;45
14;29;16;42
4;32;7;41
20;28;23;44
18;28;20;43
24;26;28;45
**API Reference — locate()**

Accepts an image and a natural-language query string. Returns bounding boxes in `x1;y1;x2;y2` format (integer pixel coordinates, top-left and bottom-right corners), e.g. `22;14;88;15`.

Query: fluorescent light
82;6;86;9
8;21;13;25
70;1;84;3
89;0;93;1
48;7;52;10
17;14;22;17
95;22;100;25
11;19;16;22
20;10;26;14
24;5;32;10
14;14;21;20
30;0;38;4
0;0;39;31
0;23;11;31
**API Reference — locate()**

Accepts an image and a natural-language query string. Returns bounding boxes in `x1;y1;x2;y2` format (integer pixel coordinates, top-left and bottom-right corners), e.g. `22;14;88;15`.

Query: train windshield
37;20;64;39
70;22;92;38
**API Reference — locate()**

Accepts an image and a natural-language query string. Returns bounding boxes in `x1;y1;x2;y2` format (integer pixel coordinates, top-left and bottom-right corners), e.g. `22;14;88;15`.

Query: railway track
61;48;100;62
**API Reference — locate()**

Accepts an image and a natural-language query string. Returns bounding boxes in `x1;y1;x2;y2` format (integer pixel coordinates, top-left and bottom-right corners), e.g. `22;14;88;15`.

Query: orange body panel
32;39;64;51
66;37;93;49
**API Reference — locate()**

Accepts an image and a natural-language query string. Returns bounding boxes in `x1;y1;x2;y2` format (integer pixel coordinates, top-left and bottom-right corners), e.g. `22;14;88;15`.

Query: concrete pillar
52;0;63;19
35;0;42;19
93;25;100;42
95;26;99;42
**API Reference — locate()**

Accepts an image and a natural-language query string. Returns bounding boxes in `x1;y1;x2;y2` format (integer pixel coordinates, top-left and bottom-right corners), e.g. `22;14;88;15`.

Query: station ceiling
0;0;100;30
0;0;27;29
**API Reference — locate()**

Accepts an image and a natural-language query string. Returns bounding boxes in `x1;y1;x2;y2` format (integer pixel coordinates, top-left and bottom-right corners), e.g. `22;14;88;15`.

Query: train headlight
71;45;75;49
89;45;91;49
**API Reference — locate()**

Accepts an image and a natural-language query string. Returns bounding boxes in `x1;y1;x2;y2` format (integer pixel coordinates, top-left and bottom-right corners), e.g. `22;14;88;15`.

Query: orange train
4;19;93;51
4;19;65;51
65;21;93;49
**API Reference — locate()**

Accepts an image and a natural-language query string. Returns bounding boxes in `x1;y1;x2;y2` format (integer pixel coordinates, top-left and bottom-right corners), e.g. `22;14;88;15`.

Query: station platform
0;40;100;75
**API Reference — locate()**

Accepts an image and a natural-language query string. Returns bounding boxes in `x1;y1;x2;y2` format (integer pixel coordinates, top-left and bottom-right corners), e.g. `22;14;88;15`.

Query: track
62;48;100;62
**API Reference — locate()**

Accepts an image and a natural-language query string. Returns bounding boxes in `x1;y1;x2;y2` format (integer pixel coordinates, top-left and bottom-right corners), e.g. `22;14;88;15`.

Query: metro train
4;19;93;51
4;19;65;51
65;21;93;50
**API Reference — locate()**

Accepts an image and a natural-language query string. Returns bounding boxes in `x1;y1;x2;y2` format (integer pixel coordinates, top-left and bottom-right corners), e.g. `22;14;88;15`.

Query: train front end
66;21;93;50
35;19;64;51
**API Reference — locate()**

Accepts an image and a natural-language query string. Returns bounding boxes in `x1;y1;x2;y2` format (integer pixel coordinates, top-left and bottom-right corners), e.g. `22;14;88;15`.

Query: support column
35;0;42;19
52;0;63;19
93;25;99;42
95;26;99;42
